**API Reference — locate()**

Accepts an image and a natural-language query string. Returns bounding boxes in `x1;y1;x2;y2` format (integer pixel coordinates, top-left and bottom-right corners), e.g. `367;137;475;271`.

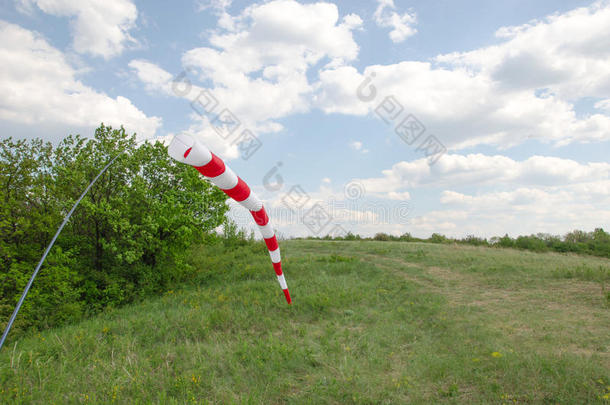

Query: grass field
1;240;609;404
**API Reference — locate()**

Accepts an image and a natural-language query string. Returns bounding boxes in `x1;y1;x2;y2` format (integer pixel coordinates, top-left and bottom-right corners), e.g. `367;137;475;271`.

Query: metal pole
0;153;122;351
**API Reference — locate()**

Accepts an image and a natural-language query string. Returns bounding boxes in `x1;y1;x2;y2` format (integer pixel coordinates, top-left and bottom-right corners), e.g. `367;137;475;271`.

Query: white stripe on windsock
269;248;281;263
258;222;274;239
277;274;288;290
209;168;238;190
239;193;263;212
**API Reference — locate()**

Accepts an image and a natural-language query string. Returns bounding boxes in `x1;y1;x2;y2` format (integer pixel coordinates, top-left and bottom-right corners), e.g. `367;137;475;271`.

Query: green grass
1;240;609;404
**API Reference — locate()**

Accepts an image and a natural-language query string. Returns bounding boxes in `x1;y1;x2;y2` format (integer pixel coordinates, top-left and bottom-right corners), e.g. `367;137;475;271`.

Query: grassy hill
1;240;609;404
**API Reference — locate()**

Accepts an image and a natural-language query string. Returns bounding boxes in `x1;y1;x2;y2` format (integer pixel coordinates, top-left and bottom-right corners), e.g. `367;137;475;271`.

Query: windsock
167;134;291;304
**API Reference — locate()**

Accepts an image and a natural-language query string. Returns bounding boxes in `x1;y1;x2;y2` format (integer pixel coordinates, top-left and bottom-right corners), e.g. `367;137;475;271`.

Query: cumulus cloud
182;0;361;130
18;0;138;58
418;181;610;238
595;98;610;113
0;21;160;141
128;59;174;94
358;154;610;193
373;0;417;43
436;2;610;99
317;1;610;149
196;0;235;30
349;140;368;153
352;152;610;237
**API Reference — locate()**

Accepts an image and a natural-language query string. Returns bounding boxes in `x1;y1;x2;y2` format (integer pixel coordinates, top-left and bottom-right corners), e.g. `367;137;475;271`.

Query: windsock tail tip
283;289;292;304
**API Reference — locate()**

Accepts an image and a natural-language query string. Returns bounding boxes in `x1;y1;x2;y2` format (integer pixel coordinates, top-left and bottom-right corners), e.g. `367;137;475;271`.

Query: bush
373;233;391;241
428;233;449;244
460;235;489;246
515;235;548;252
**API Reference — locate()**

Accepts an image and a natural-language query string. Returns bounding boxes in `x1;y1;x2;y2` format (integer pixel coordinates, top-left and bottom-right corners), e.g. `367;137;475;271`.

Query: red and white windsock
167;134;291;304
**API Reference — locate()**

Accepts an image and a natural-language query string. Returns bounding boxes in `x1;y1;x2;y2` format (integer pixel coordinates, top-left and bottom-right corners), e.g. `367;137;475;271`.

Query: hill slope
1;240;609;403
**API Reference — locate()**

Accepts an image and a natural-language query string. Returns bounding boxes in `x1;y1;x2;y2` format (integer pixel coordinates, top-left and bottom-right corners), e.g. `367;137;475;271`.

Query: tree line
308;229;610;258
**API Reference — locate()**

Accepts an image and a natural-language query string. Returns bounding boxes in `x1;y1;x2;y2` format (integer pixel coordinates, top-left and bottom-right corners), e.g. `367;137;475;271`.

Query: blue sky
1;0;609;238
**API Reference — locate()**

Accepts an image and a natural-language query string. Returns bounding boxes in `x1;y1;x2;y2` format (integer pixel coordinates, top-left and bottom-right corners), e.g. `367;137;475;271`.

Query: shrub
373;233;391;241
428;233;449;244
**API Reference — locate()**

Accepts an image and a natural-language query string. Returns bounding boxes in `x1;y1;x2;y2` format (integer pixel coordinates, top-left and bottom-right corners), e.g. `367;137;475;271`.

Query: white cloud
317;62;610;149
196;0;232;12
351;153;610;237
314;66;370;115
349;140;369;153
128;61;247;158
0;21;160;141
196;0;235;30
595;98;610;113
128;59;174;94
350;140;363;150
317;2;610;149
18;0;138;58
373;0;417;43
416;181;610;238
358;154;610;194
181;0;362;131
436;2;610;99
386;191;410;200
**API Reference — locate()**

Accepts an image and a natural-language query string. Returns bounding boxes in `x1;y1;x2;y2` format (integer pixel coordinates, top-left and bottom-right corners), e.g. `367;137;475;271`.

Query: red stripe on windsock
184;147;192;158
283;289;292;304
272;261;283;276
195;153;225;177
250;207;269;226
224;177;250;202
264;235;279;251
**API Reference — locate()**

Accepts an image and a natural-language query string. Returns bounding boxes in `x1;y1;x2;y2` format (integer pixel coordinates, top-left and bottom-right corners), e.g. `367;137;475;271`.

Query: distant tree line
0;125;229;335
303;229;610;258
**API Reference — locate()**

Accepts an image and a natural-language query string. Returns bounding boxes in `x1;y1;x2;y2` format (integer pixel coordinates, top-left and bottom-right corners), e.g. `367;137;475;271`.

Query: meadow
1;240;609;404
